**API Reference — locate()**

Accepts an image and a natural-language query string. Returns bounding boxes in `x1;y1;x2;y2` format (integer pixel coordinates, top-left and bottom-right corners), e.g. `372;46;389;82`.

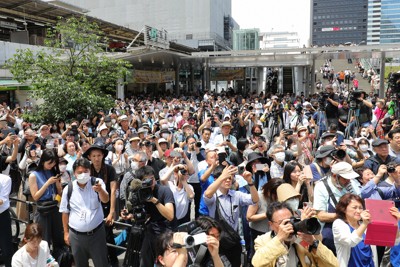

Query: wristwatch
308;239;319;252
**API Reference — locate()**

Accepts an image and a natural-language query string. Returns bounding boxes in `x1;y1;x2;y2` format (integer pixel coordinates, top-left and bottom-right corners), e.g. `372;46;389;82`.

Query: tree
6;16;131;122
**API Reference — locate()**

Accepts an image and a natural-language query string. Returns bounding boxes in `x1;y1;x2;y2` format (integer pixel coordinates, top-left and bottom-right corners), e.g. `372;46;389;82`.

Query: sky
232;0;311;46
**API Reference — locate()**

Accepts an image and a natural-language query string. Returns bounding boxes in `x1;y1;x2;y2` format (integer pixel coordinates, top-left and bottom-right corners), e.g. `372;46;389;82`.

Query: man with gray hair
119;151;147;202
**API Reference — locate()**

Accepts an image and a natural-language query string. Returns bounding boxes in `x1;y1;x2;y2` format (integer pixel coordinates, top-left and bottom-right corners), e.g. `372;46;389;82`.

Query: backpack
66;177;97;211
53;246;73;267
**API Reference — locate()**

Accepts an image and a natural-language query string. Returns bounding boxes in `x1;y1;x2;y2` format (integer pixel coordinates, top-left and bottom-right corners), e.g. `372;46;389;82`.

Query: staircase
282;67;293;94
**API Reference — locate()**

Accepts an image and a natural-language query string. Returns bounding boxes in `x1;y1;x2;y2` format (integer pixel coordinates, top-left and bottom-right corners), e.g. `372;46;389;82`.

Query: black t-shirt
338;107;349;123
91;163;117;212
325;93;339;119
147;158;166;181
145;184;175;234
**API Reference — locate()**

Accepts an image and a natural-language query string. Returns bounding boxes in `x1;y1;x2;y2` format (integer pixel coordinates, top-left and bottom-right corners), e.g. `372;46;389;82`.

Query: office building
312;0;368;46
62;0;238;51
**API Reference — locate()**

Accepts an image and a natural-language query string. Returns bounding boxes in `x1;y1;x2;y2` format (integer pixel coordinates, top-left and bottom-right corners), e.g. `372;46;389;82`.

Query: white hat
205;143;217;151
98;124;108;132
158;138;168;144
331;162;359;179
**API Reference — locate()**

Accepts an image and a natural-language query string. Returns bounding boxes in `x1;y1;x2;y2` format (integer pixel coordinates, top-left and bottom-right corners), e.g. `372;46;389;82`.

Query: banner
133;70;175;83
210;69;244;81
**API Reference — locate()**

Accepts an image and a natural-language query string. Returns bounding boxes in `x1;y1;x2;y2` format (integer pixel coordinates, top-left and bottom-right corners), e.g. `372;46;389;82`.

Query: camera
284;129;294;135
388;166;396;173
318;92;329;110
126;178;154;222
179;167;188;176
288;217;321;235
331;149;346;160
348;90;363;109
184;233;207;248
196;141;202;148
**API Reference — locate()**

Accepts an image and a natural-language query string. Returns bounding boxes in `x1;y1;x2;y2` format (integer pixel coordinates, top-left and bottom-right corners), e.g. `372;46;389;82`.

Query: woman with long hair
282;160;313;209
12;223;58;267
28;149;64;251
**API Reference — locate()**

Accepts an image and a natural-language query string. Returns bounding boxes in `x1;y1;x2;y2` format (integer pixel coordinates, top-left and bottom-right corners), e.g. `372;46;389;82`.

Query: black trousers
0;209;12;267
140;227;157;267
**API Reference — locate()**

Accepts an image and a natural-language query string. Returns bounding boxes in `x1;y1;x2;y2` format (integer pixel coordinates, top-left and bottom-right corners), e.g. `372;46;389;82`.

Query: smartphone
2;129;16;136
218;153;226;164
303;202;313;209
238;166;245;175
255;164;267;171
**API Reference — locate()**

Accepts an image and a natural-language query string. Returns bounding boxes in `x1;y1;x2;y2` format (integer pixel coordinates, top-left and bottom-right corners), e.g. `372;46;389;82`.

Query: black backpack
53;246;73;267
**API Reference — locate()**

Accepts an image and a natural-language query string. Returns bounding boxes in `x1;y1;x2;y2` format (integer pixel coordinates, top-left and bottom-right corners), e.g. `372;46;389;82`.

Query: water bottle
240;239;248;267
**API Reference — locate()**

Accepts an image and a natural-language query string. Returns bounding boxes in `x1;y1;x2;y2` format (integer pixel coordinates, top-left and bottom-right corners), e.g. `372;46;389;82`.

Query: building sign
145;25;169;49
210;69;245;81
133;70;175;83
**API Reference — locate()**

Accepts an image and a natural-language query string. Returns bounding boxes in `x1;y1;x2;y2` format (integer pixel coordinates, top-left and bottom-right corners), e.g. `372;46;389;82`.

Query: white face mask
286;198;300;211
360;131;369;138
161;124;168;129
131;161;139;171
359;144;369;152
291;145;298;151
324;156;333;166
59;165;67;172
115;144;124;152
161;133;169;139
105;122;112;127
275;152;285;162
76;172;91;185
300;132;306;137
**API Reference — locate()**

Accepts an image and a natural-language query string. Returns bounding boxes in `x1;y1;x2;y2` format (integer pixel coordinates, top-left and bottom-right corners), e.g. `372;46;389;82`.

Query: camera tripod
344;107;360;139
123;222;145;267
312;109;328;153
267;112;282;150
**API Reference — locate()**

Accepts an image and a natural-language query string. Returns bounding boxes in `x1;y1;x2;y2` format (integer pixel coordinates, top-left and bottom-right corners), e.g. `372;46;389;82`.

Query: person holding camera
59;158;109;267
364;139;400;180
132;165;175;266
252;202;338;267
324;84;340;127
160;164;194;225
214;121;238;156
204;165;258;267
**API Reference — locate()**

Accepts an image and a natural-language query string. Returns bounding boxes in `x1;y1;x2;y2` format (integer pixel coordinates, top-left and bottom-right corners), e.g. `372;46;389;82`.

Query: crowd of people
1;65;400;266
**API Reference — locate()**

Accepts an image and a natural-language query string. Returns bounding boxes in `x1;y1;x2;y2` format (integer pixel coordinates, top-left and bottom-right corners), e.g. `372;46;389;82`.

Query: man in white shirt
59;158;110;267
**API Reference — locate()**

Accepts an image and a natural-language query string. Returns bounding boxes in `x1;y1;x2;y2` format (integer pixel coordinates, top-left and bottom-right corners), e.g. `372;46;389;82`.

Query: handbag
214;194;241;249
36;200;58;214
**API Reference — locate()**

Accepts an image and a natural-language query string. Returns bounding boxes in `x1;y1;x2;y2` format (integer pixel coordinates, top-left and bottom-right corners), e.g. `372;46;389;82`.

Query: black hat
245;152;268;172
372;138;389;147
83;142;109;159
321;132;335;140
315;145;336;159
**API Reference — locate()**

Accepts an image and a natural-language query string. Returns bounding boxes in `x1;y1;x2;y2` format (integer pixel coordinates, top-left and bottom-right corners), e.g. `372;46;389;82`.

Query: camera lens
196;142;202;148
388;166;396;173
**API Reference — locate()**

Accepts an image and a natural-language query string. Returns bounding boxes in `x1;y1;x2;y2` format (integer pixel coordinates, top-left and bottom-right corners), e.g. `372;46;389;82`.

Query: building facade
63;0;238;51
380;0;400;44
312;0;368;46
260;31;300;49
233;29;260;50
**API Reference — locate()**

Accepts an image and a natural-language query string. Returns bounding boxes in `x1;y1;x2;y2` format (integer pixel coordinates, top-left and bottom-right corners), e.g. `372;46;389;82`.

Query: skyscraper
311;0;368;46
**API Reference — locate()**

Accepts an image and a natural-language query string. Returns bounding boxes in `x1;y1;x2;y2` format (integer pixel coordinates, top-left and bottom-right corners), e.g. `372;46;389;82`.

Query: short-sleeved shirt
168;181;193;220
198;168;215;216
144;184;175;234
59;178;106;232
204;189;255;231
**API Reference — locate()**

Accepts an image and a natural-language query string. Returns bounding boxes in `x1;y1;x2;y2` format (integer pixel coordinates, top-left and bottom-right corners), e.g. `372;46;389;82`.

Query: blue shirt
198;168;214;216
361;180;400;200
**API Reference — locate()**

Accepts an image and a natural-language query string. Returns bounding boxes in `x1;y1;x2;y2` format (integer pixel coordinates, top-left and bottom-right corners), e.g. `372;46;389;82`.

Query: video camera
318;92;329;110
347;89;363;109
288;217;321;235
126;178;153;223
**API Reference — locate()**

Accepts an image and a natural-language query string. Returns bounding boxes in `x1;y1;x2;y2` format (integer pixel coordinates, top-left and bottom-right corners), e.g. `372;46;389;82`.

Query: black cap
372;139;389;147
315;145;336;159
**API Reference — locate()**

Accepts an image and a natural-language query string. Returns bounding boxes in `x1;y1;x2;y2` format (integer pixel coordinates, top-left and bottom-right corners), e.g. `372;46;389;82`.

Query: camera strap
322;177;338;207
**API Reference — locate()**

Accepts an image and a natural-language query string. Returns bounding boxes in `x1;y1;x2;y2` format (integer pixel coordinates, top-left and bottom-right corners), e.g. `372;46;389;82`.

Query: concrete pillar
311;58;316;95
257;67;264;94
175;64;180;96
249;68;253;93
190;64;194;93
278;67;283;94
379;52;385;99
117;78;124;99
202;64;206;92
294;67;305;96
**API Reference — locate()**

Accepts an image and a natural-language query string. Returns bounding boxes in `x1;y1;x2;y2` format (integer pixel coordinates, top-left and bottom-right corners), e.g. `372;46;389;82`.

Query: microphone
130;178;142;191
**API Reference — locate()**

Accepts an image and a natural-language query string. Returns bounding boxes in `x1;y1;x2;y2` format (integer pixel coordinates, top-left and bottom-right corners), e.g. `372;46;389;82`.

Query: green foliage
6;16;131;122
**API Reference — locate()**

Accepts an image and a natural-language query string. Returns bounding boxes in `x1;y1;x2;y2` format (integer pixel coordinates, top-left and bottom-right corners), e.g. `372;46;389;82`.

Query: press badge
80;210;87;221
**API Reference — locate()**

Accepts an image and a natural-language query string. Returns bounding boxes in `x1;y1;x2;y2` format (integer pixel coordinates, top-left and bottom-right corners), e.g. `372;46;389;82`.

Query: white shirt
59;178;106;232
12;240;53;267
168;180;193;220
270;161;286;179
332;219;379;267
0;174;11;213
